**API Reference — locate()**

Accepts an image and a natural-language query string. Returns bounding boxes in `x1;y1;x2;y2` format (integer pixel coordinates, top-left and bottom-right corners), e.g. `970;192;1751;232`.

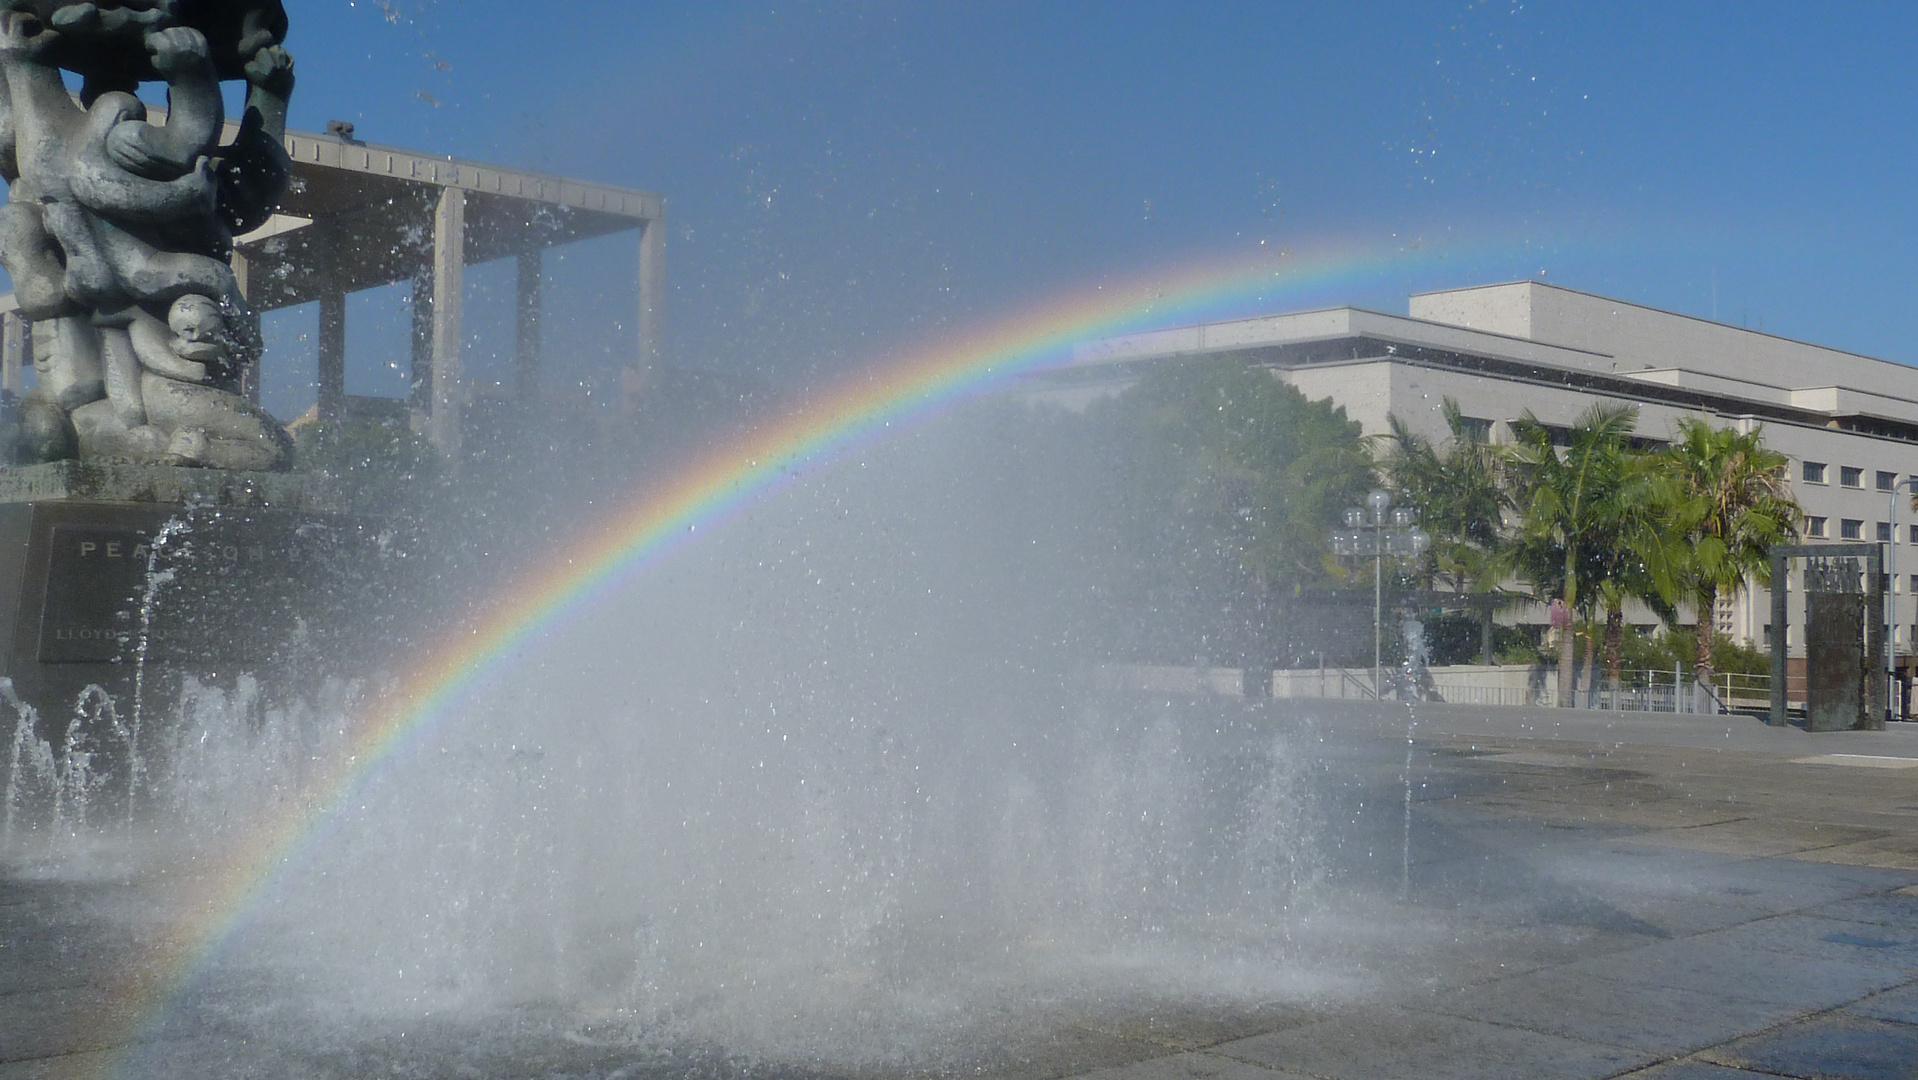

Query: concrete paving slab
102;1036;345;1080
1552;856;1918;938
1413;813;1649;859
1698;1013;1918;1079
1793;754;1918;769
1795;836;1918;871
1067;1003;1325;1053
1069;1051;1318;1080
1614;818;1887;858
930;1025;1167;1080
1557;936;1908;1008
1818;894;1918;930
1212;1007;1652;1080
1471;797;1749;830
1600;895;1796;938
1487;751;1619;769
1699;914;1918;973
1612;1064;1783;1079
0;983;142;1062
0;943;123;996
0;1049;121;1080
1617;857;1917;906
1368;929;1638;998
1416;967;1810;1055
1849;983;1918;1025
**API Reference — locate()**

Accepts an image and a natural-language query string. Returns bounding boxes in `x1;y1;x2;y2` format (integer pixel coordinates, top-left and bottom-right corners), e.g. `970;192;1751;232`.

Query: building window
1909;523;1918;544
1842;519;1864;540
1881;471;1900;492
1880;522;1894;542
1456;416;1493;443
1763;624;1773;646
1804;462;1828;484
1842;466;1865;488
1807;516;1828;538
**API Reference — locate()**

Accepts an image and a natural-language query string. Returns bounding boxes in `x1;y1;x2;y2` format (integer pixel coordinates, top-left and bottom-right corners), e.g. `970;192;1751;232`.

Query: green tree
1503;402;1640;706
1090;357;1375;665
1659;417;1799;685
1378;399;1512;664
1591;450;1686;681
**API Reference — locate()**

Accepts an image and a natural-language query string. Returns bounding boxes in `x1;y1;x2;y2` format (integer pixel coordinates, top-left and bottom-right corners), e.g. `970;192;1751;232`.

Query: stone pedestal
0;463;404;726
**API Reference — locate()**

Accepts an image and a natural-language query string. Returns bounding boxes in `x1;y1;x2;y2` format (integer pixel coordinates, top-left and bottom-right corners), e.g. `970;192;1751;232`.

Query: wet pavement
7;700;1918;1080
1062;703;1918;1080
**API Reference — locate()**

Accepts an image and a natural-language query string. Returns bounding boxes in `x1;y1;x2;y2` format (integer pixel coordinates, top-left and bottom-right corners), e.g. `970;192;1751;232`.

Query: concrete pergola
2;126;664;456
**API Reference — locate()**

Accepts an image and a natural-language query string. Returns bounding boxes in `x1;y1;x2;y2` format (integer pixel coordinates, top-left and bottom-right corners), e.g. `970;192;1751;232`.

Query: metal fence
1098;663;1771;716
1431;682;1537;708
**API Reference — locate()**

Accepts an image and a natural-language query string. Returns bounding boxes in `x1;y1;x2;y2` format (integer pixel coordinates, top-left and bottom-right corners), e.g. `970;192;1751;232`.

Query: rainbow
97;231;1571;1072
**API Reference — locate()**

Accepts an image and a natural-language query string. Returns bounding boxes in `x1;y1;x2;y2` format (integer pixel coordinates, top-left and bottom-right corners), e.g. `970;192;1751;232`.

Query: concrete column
628;215;663;414
317;287;346;421
1;312;24;396
1868;546;1887;730
1769;552;1789;726
515;248;540;404
409;268;432;413
428;188;465;456
230;251;262;405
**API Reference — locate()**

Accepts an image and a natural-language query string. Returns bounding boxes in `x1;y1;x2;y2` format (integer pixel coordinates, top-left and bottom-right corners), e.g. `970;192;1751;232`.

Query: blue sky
57;3;1918;411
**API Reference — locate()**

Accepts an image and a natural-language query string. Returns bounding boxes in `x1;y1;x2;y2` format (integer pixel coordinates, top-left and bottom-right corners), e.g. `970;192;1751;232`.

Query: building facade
1046;281;1918;666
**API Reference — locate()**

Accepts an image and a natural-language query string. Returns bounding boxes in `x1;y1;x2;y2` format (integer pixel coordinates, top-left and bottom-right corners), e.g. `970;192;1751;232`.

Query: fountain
0;1;401;748
0;9;1808;1080
0;10;1418;1048
7;407;1432;1077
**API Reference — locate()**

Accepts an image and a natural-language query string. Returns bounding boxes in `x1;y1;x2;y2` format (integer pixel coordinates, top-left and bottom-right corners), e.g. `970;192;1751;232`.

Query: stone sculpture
0;0;293;470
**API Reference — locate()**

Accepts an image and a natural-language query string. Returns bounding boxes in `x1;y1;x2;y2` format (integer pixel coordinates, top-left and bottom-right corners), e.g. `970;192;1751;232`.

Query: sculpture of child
72;291;289;469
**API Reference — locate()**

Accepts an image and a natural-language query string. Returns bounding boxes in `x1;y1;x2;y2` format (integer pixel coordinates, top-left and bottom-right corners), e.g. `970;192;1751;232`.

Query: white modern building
1042;280;1918;669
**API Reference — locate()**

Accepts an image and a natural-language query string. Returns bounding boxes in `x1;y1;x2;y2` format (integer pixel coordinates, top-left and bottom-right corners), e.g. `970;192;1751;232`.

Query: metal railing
1098;663;1773;716
1431;683;1535;707
1594;669;1687;713
1714;671;1773;713
1577;669;1770;714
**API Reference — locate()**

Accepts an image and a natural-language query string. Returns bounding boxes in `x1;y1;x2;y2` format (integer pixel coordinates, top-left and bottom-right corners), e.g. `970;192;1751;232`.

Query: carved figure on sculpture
0;0;294;469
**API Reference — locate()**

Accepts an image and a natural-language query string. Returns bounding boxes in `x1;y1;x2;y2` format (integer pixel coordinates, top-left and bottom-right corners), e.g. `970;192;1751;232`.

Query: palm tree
1503;402;1640;706
1379;399;1512;664
1659;417;1799;687
1592;451;1686;682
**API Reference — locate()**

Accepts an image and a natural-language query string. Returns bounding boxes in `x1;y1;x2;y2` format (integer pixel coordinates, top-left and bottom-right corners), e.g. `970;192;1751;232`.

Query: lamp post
1887;478;1918;723
1332;489;1431;699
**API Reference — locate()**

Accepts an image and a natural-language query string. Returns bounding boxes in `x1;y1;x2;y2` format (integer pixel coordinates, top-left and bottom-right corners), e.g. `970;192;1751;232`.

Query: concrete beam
277;130;662;222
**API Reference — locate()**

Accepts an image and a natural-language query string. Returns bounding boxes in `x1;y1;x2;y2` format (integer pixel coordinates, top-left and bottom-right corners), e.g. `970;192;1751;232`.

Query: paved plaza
6;700;1918;1079
1058;703;1918;1080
